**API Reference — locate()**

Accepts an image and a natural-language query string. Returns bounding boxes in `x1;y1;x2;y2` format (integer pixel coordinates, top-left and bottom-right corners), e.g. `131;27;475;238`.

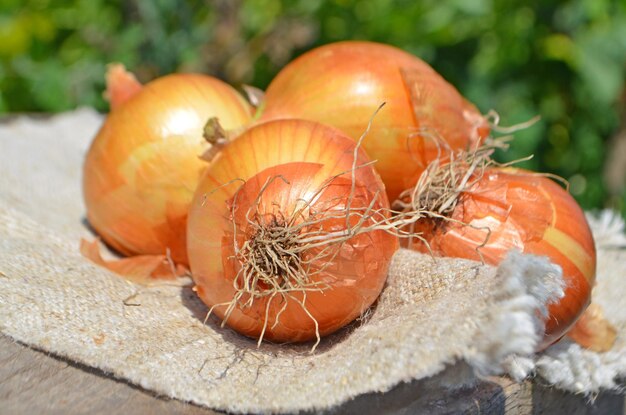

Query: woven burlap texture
1;110;624;414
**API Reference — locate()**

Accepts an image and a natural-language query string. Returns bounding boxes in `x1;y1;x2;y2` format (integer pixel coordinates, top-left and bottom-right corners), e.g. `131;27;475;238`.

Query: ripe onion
405;167;596;349
83;65;253;273
260;41;490;202
187;119;398;345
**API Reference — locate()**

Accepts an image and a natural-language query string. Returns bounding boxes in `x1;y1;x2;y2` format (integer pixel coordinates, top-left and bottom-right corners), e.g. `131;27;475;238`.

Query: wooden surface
1;334;624;414
0;335;218;415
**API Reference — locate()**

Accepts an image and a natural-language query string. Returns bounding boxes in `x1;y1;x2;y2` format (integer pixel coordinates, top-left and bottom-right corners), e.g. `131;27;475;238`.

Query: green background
2;0;625;215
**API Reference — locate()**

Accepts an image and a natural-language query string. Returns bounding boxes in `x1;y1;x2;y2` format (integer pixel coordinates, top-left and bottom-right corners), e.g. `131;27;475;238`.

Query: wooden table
1;334;624;414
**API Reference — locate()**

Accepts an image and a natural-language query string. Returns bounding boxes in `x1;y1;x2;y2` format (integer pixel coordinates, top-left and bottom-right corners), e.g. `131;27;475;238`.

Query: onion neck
200;117;242;163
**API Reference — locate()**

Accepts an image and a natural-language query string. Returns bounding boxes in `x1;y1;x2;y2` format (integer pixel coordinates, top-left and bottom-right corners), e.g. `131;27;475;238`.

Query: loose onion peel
567;303;617;352
79;239;186;283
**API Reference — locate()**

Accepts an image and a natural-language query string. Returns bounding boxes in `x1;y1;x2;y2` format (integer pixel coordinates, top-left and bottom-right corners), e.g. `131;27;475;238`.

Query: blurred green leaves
1;0;625;214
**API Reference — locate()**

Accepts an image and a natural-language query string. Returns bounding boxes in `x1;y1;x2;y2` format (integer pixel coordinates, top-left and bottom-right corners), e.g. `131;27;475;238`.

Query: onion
83;65;253;271
260;41;490;202
187;119;398;346
405;166;596;349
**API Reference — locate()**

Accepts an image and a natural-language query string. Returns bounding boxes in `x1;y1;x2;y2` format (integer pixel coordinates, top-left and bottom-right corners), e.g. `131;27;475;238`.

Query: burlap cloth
1;109;624;413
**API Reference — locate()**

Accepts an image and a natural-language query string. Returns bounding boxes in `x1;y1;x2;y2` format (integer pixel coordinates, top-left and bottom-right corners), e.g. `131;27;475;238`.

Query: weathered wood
0;335;219;415
1;334;624;414
325;372;625;415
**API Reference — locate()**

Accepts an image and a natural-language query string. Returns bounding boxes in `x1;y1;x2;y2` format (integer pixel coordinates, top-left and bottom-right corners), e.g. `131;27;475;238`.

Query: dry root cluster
390;113;540;250
209;171;391;350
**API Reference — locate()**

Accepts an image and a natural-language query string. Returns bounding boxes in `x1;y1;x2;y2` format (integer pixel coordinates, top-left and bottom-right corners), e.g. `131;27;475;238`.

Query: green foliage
1;0;625;214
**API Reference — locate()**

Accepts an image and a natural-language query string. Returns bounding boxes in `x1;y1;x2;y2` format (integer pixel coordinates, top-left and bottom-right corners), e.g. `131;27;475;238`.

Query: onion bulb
83;65;253;270
187;119;398;345
260;41;490;202
405;167;596;349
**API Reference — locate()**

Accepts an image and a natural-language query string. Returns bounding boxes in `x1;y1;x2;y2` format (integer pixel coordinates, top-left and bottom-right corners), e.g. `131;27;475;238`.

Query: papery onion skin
187;119;398;342
567;303;617;352
83;73;253;265
407;168;596;349
79;238;187;283
104;63;142;109
260;41;490;202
